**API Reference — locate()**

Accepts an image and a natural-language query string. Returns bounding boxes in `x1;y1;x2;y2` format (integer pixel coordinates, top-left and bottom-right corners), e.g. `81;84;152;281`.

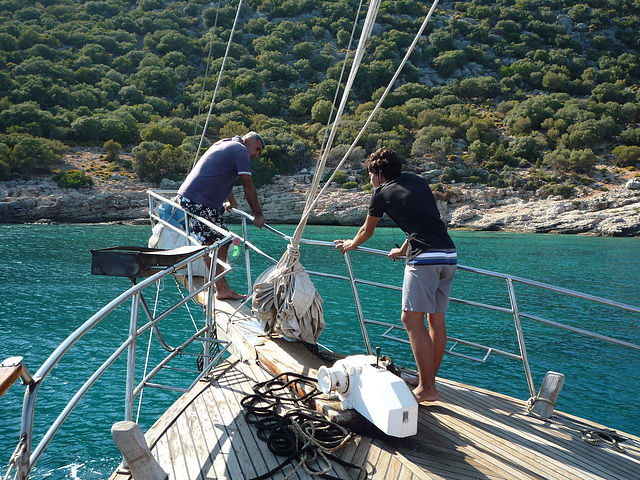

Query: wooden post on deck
111;421;168;480
0;356;31;398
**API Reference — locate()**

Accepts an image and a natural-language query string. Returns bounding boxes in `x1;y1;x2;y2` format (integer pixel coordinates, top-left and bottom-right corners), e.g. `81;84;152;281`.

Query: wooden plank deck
110;298;640;480
111;343;640;480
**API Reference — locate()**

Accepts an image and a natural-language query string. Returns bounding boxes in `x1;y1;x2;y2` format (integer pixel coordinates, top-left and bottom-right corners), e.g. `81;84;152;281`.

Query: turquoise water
1;223;639;479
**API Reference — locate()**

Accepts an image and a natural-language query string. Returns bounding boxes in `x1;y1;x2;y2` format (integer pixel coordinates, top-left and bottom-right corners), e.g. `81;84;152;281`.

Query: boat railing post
17;382;39;480
344;252;372;355
125;293;139;423
506;278;536;398
184;212;195;293
242;216;252;296
204;249;215;372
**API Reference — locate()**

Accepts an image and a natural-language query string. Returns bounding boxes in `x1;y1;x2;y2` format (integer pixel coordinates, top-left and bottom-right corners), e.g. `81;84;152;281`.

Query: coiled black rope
527;399;627;453
241;372;367;480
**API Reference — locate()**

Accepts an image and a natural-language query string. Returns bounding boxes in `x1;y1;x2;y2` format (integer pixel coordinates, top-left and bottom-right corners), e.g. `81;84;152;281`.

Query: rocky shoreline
1;149;639;236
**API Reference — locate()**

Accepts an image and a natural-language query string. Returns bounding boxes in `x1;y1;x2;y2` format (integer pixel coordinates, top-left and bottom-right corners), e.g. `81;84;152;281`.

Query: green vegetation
53;169;94;188
1;0;639;197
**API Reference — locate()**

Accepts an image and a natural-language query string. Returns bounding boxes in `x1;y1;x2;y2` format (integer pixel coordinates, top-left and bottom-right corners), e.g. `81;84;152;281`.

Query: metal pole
344;252;372;355
204;249;215;372
242;216;252;296
125;292;139;422
506;278;536;398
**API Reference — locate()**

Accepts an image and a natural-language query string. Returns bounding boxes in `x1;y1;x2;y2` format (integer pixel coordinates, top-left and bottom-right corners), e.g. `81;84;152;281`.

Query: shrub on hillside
611;145;640;168
133;142;189;184
0;134;64;176
543;147;596;173
53;169;94;189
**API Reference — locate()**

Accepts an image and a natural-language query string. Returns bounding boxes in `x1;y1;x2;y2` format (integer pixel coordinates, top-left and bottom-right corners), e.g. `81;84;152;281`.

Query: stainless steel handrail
223;200;640;397
15;239;229;479
8;191;639;479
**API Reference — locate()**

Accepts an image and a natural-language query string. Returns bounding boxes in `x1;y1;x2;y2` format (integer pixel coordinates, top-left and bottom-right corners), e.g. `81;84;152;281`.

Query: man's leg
211;242;245;300
402;310;446;402
427;312;447;375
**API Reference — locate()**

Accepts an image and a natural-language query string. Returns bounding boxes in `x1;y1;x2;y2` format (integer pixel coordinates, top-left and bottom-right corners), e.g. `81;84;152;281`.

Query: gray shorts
401;264;456;313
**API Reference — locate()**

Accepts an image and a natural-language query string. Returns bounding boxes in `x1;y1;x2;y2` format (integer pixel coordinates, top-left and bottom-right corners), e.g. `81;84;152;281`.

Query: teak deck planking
110;300;640;480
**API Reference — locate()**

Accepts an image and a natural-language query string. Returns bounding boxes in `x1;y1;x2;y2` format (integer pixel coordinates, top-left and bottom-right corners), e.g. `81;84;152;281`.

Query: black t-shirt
368;172;455;261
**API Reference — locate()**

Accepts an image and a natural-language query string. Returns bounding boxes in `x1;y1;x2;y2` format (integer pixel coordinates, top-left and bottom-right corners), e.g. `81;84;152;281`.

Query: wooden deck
110;299;640;480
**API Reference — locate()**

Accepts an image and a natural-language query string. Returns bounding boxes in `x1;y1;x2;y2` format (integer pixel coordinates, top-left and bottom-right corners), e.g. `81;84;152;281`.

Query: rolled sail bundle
252;244;324;344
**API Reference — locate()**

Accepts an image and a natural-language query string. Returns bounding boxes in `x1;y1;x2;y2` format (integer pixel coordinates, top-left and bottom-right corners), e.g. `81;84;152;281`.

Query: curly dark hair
365;148;402;180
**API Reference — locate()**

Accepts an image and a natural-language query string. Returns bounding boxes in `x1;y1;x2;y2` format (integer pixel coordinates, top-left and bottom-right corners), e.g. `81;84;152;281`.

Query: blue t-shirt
178;136;252;210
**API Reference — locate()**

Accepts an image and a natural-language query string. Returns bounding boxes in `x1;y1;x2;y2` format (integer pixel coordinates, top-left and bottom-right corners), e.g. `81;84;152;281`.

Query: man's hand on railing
253;213;265;229
388;247;404;261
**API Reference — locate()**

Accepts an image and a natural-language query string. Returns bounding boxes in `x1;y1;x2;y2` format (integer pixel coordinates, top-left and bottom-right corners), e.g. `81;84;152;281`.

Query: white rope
192;0;245;168
188;0;223;171
318;0;366;156
297;0;442;231
291;0;382;248
3;434;27;480
135;280;163;424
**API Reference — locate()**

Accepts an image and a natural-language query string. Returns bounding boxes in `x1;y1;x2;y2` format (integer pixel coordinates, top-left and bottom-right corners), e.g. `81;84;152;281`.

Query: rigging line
188;0;223;172
300;0;442;224
291;0;382;248
305;0;366;227
136;280;163;424
318;0;366;156
192;0;245;168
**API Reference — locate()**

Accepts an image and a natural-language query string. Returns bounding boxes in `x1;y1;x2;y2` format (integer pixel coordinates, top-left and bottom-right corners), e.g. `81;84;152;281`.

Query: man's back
178;137;251;210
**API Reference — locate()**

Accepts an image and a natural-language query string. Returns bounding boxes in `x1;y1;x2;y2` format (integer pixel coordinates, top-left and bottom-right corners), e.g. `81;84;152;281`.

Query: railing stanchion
242;216;252;296
507;278;536;398
125;293;139;422
344;252;372;355
204;251;215;372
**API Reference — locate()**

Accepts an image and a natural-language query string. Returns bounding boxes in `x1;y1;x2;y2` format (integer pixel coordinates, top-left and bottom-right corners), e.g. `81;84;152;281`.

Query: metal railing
203;195;640;400
5;221;234;479
5;190;640;479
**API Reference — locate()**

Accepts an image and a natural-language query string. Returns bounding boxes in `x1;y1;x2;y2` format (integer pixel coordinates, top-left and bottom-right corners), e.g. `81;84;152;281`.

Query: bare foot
413;385;439;403
216;289;247;301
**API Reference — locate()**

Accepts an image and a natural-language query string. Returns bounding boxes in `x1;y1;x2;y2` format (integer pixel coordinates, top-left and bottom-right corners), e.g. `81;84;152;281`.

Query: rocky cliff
1;149;639;236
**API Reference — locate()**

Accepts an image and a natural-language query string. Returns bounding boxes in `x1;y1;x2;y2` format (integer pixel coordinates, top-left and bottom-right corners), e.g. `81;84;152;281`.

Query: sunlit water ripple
1;223;638;478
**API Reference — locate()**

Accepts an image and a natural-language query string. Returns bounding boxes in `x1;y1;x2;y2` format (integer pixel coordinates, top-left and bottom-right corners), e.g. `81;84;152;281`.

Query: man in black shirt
334;148;457;402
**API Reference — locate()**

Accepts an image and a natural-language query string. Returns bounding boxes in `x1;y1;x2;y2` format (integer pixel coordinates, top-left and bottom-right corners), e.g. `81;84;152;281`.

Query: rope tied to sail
250;0;386;343
253;245;324;343
241;372;367;480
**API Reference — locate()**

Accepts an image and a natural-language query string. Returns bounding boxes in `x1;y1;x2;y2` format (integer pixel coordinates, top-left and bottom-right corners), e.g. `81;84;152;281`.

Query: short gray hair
242;131;265;149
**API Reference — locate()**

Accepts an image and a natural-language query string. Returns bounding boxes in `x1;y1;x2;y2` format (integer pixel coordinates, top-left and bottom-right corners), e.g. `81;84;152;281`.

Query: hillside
1;147;638;236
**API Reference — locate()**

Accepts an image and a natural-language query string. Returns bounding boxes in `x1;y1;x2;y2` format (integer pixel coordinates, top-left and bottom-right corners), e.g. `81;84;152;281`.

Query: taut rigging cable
190;0;245;171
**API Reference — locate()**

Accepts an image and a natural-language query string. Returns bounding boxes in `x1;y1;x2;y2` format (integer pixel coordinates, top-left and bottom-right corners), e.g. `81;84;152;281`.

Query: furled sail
252;0;442;344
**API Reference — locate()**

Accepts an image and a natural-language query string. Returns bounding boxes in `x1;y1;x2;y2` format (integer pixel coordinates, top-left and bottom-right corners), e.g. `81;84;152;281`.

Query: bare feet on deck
216;289;247;301
412;385;439;403
403;374;439;402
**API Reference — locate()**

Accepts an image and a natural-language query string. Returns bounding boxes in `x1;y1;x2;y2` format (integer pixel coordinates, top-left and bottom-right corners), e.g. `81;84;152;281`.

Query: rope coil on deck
241;372;367;480
526;397;627;453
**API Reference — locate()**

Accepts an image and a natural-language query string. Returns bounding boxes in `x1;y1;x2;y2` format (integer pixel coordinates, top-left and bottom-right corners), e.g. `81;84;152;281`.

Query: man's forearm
243;182;262;216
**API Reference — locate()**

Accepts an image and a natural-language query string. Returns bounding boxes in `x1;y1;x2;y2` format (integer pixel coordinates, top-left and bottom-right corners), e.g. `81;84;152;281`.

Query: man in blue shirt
334;148;456;402
177;132;266;300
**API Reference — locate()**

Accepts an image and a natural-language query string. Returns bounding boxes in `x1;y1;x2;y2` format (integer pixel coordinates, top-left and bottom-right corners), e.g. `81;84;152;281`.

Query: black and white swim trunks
176;194;228;244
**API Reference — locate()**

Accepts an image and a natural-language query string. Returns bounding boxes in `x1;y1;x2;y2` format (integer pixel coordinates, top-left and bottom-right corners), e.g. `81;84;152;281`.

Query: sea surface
1;223;639;479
